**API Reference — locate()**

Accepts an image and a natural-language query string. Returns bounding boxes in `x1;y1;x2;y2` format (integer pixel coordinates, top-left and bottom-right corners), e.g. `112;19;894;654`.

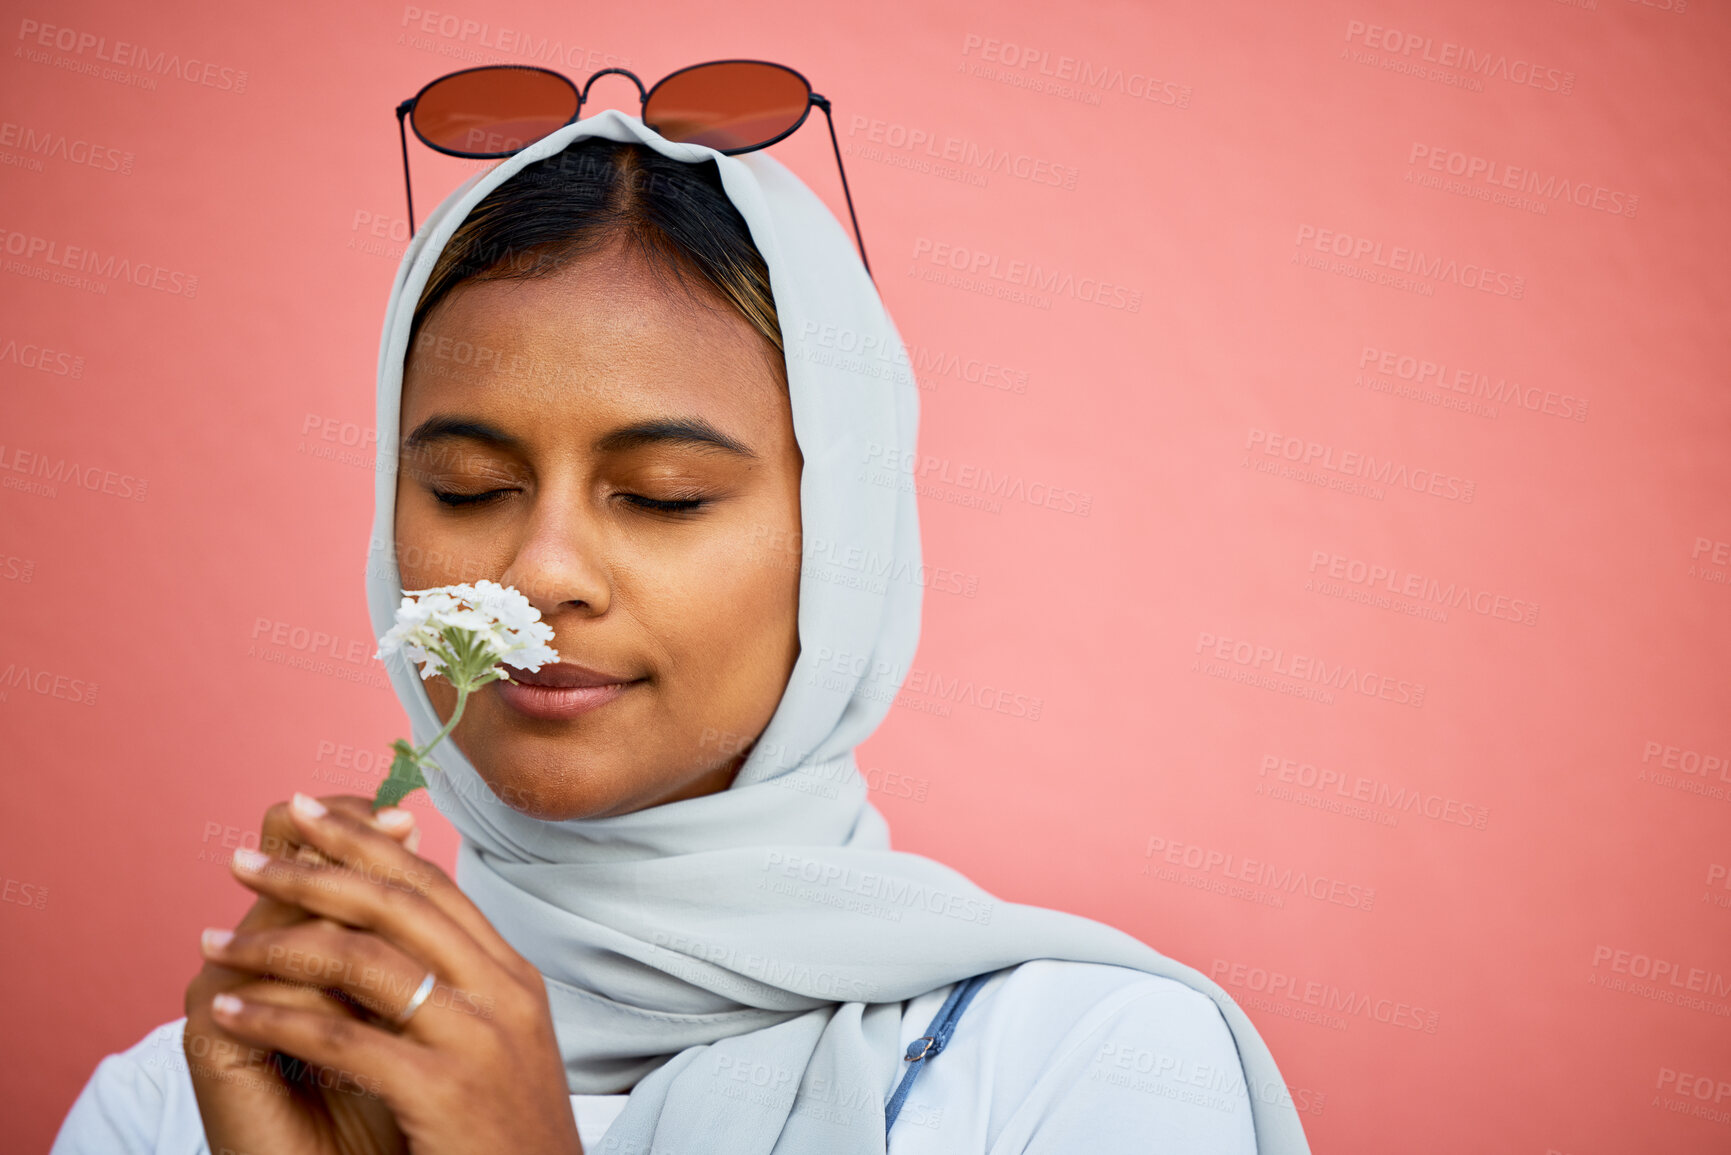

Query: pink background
3;1;1728;1151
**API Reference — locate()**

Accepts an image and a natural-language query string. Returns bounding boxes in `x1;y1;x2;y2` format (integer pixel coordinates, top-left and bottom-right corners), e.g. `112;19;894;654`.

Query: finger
186;974;364;1084
262;795;420;868
236;796;421;935
284;793;528;975
208;986;415;1107
229;832;496;993
200;921;495;1038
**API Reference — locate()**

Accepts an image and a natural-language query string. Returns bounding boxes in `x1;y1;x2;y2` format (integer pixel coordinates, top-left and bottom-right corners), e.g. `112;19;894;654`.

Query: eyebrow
402;415;758;459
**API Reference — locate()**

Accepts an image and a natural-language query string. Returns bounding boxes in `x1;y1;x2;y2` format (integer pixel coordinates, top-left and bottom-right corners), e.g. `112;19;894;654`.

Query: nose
498;488;613;619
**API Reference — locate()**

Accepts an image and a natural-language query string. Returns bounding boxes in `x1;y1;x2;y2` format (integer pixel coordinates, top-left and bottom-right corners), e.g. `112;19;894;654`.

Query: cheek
391;490;491;588
643;512;802;699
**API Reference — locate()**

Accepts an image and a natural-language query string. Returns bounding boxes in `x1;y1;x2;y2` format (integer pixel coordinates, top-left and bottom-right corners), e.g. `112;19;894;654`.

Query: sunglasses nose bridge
580;67;648;109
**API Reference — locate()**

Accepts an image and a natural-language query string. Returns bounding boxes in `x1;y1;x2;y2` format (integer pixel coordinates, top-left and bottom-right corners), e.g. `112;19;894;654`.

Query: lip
495;662;643;721
507;662;638;689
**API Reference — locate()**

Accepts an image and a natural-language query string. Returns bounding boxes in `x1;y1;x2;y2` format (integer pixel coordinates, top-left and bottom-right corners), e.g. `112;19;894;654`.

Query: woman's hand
191;793;584;1155
184;795;421;1155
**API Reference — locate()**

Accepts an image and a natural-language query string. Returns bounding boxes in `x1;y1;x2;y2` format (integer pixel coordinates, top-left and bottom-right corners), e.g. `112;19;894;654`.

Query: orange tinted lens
644;62;810;151
414;68;578;155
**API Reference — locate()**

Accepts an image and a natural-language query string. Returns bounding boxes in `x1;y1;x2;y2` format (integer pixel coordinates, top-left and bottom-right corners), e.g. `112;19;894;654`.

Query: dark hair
410;138;782;357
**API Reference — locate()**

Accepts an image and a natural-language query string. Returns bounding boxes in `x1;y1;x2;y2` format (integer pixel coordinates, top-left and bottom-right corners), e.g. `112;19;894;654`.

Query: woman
52;110;1311;1154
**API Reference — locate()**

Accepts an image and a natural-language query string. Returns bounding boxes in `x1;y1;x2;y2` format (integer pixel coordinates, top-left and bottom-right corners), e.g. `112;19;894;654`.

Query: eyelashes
429;488;710;515
431;488;511;508
621;495;708;514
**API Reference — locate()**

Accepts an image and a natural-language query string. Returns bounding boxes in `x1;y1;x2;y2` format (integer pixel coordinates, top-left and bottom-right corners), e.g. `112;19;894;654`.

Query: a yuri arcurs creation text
371;580;559;810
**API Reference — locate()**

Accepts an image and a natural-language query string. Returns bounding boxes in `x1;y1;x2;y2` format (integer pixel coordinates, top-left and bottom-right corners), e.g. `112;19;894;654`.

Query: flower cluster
370;581;559;810
376;580;558;685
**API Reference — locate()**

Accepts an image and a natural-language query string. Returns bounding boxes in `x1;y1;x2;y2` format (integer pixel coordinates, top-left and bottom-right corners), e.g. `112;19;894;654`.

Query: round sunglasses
394;60;872;277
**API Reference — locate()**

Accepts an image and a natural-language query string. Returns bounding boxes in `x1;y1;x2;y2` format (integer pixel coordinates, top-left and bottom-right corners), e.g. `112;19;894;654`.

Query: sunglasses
394;60;872;277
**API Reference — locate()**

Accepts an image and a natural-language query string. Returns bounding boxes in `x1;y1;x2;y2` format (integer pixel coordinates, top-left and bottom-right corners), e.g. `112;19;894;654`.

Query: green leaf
372;738;428;811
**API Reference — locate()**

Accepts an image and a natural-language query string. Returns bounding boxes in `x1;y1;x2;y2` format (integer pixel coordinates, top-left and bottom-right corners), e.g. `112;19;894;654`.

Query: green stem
415;682;471;767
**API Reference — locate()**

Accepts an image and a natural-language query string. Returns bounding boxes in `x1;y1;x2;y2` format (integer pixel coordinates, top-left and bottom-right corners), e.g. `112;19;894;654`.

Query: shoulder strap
883;971;995;1139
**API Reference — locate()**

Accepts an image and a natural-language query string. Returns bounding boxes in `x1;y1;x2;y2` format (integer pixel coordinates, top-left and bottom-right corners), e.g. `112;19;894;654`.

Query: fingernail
291;792;328;819
375;807;414;831
212;993;244;1016
231;846;269;874
405;828;423;854
201;928;234;953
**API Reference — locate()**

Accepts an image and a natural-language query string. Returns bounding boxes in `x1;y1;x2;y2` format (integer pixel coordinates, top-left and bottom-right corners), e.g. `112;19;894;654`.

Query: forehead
401;245;787;430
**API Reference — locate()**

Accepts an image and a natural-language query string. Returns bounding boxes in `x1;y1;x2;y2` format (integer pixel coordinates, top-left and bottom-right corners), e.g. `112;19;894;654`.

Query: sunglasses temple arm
812;98;872;280
396;100;417;236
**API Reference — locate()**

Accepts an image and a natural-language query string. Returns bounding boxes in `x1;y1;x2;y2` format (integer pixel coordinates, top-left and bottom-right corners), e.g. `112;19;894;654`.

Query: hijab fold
365;109;1309;1155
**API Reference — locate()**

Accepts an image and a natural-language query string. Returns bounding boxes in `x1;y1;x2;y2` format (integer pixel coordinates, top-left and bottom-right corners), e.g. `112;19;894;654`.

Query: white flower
375;580;559;685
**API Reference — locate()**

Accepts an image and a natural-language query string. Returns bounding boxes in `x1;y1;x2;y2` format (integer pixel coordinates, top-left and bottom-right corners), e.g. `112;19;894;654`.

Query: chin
464;751;607;821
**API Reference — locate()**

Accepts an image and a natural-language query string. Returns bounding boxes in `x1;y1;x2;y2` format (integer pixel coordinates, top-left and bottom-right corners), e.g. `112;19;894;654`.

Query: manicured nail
201;928;234;953
231;846;269;874
375;807;414;831
211;993;244;1017
405;827;423;855
291;792;327;819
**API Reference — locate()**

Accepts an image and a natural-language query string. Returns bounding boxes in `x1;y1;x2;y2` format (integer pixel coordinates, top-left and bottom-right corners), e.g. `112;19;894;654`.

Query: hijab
364;108;1310;1155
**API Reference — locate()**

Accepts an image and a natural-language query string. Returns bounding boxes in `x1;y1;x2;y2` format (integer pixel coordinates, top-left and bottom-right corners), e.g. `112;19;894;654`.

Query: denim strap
883;971;995;1139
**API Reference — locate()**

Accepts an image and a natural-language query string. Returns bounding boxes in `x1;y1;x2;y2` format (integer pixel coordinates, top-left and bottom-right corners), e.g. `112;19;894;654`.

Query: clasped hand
182;793;583;1155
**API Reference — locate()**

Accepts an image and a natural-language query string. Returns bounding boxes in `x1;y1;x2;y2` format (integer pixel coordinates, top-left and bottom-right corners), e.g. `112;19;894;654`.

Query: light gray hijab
364;109;1310;1155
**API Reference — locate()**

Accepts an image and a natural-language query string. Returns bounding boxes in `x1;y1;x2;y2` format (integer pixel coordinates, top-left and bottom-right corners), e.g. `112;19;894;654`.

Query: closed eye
431;488;514;508
621;495;708;514
429;489;711;514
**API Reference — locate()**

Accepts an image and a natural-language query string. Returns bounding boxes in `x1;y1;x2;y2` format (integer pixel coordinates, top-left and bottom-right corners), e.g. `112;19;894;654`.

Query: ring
394;971;437;1026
